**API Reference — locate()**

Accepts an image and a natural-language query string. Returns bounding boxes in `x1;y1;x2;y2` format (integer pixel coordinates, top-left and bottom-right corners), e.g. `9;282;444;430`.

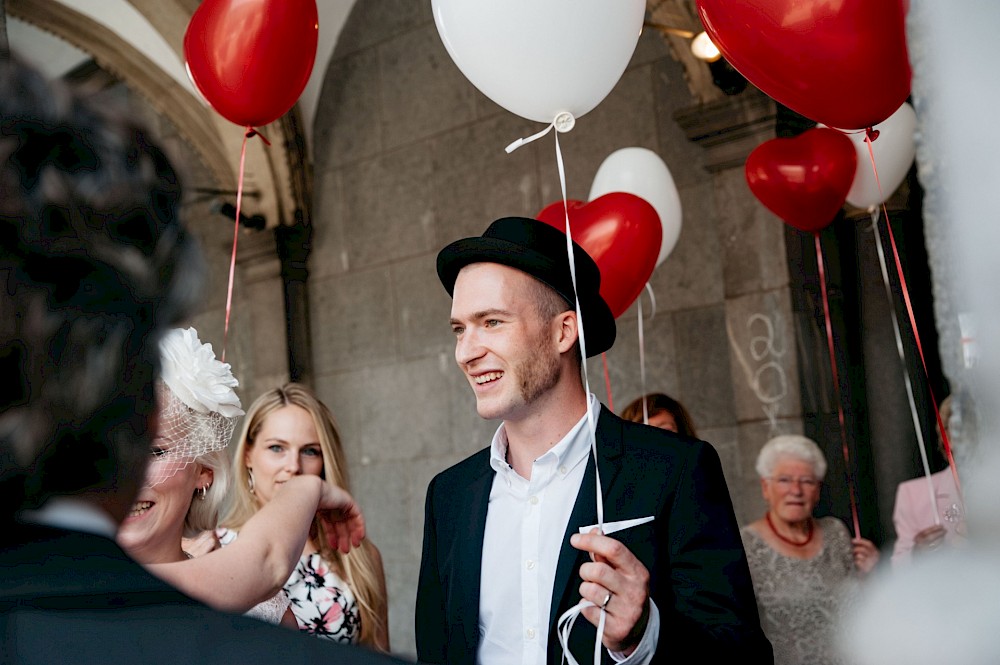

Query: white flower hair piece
145;328;244;486
159;327;244;417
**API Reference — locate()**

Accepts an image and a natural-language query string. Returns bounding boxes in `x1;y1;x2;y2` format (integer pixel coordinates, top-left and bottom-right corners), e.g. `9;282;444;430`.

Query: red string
221;126;257;362
863;138;965;503
602;352;614;413
814;231;862;540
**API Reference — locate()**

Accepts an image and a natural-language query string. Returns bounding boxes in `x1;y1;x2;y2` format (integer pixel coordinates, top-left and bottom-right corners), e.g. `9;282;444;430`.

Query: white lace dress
216;528;291;625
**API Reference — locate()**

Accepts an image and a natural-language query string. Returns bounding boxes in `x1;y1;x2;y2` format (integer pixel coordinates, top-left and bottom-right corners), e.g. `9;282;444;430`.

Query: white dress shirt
477;394;659;665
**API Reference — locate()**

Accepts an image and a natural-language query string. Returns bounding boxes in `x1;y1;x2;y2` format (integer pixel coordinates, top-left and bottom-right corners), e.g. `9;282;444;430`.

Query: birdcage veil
146;328;244;486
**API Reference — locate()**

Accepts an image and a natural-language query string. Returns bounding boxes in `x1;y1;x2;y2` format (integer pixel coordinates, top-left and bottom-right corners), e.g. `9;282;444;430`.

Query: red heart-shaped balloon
745;128;857;233
537;193;661;318
184;0;319;127
697;0;910;130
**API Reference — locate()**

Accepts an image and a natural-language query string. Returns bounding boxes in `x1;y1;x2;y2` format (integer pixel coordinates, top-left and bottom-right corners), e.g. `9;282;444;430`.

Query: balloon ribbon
813;231;862;539
508;121;606;665
862;136;965;509
221;127;270;362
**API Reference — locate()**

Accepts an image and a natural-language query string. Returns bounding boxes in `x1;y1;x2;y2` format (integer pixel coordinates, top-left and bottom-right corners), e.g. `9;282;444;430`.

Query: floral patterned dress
284;551;362;643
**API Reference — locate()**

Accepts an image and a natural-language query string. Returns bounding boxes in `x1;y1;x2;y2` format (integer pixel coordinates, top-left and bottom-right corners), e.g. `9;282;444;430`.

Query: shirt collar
19;496;119;539
488;393;601;477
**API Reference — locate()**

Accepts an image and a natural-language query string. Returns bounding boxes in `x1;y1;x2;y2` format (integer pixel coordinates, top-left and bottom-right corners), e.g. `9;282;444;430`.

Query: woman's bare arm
148;475;365;612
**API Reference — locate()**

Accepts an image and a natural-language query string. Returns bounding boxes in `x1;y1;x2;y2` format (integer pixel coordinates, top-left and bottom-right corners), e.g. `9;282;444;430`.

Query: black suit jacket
0;523;409;665
415;406;772;664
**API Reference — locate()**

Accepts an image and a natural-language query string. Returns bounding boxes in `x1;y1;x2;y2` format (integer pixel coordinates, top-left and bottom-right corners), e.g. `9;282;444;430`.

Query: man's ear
554;310;579;354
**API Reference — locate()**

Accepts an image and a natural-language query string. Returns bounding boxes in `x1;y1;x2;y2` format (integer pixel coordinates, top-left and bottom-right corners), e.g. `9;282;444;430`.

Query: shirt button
558;465;567;475
529;495;539;505
526;559;535;570
526;628;536;639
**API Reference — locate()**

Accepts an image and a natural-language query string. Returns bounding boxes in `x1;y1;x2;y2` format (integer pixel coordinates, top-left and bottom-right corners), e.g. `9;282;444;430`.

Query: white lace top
216;528;291;625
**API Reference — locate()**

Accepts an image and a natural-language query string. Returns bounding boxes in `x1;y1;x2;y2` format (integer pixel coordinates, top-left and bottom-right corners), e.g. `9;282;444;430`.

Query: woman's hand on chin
316;482;366;553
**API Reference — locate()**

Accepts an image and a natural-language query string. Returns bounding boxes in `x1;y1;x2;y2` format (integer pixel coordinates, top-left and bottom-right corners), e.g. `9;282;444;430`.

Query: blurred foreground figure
841;2;1000;664
0;53;406;665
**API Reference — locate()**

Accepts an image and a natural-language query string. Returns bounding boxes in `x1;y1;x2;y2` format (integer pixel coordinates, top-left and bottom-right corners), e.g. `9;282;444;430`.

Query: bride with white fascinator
117;328;366;626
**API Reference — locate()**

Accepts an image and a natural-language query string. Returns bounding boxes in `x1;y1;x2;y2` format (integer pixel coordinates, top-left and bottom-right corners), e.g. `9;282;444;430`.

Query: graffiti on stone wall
728;311;788;429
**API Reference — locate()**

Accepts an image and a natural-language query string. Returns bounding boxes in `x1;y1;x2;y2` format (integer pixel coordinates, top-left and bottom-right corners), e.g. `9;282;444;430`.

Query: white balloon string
552;127;605;665
643;282;658;322
506;122;554;154
638;290;648;425
869;207;941;524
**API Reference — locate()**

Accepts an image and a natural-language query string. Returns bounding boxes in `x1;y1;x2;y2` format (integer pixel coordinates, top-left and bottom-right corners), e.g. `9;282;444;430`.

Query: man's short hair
0;54;203;512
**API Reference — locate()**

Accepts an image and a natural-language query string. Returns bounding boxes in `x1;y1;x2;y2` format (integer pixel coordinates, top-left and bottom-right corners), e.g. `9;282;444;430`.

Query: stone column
675;88;806;523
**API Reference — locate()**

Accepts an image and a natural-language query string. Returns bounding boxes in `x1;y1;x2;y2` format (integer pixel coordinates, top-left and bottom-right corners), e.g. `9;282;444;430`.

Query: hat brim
437;236;616;357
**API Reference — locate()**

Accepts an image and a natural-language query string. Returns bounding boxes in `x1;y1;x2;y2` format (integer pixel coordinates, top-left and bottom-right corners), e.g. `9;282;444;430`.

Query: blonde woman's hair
221;383;388;649
185;447;230;536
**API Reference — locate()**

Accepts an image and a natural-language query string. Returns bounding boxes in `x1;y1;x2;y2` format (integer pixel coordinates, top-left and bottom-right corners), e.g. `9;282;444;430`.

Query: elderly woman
117;329;365;625
741;434;879;665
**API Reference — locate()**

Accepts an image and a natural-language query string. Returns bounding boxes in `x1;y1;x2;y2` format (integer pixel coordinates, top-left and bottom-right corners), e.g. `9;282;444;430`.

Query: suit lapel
548;407;626;634
454;458;495;659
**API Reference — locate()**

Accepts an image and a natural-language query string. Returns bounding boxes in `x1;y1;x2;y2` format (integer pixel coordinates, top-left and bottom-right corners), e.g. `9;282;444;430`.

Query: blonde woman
221;383;389;651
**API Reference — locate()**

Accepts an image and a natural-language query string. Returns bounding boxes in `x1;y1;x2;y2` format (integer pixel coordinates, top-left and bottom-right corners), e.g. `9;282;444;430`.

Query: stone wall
308;2;802;656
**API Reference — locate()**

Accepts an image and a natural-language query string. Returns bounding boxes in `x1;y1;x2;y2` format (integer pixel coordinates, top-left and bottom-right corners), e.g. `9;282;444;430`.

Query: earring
197;485;208;501
247;468;255;495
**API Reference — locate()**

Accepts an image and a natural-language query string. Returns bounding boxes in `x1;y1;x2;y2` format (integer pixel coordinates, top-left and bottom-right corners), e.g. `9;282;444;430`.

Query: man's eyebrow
450;308;514;325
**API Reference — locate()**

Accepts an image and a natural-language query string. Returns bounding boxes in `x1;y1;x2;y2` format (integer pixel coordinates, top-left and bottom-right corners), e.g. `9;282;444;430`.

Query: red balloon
537;193;662;318
184;0;319;127
696;0;910;130
745;128;857;233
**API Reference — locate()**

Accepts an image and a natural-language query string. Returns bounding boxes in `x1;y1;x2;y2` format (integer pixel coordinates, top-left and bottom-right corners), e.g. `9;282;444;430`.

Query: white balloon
589;148;683;266
831;103;917;209
432;0;645;125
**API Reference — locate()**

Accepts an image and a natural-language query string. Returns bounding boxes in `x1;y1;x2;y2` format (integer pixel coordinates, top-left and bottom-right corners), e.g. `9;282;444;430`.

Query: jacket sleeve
656;440;773;664
415;474;447;664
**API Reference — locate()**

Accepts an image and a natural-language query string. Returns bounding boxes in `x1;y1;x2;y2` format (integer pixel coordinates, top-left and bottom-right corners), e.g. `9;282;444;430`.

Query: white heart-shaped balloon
432;0;645;125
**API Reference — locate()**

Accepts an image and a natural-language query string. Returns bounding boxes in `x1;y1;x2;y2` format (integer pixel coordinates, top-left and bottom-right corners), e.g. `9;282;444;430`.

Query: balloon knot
865;127;880;142
245;127;272;146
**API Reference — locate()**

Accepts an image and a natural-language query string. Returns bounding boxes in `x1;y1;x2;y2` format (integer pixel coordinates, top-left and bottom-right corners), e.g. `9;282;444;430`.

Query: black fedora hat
436;216;616;357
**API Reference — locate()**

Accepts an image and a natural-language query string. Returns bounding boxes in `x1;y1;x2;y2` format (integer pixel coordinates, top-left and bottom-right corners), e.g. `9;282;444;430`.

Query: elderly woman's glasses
770;476;820;490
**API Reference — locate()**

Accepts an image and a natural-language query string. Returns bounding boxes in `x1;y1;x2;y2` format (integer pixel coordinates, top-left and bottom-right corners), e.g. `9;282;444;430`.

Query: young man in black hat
416;217;772;665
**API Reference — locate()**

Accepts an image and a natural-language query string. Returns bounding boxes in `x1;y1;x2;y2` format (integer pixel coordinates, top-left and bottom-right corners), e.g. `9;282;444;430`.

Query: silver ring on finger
601;592;612;610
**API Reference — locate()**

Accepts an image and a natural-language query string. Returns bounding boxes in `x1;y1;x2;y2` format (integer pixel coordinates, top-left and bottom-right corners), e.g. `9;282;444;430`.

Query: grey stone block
314;47;382;170
392;253;454;359
311;169;350;279
333;0;433;59
587;310;679;415
339;144;438;269
380;24;477;150
652;58;709;189
309;267;396;374
430;113;542;245
673;305;738;430
715;169;791;296
646;179;725;312
724;290;803;424
353;355;454;463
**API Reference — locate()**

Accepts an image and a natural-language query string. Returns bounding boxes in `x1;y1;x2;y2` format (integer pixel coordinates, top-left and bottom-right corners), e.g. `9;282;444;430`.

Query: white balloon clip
505;112;576;154
553;111;576;133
